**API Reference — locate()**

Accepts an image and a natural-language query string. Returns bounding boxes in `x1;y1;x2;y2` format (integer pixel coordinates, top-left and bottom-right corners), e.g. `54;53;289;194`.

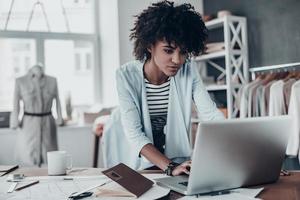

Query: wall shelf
206;84;227;91
194;51;225;61
195;15;249;118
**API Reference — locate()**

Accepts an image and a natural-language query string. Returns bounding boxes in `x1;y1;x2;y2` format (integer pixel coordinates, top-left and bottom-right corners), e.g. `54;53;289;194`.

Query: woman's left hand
172;160;192;176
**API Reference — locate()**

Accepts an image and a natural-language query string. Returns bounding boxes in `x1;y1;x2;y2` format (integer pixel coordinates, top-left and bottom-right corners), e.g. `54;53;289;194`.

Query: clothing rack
249;62;300;80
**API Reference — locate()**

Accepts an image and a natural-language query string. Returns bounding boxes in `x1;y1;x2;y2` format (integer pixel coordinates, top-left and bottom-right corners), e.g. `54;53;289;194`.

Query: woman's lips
169;66;179;71
169;65;179;69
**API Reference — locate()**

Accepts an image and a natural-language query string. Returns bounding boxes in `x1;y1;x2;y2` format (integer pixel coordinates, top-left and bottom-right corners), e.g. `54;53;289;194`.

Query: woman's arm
140;143;171;170
141;144;191;175
191;62;225;121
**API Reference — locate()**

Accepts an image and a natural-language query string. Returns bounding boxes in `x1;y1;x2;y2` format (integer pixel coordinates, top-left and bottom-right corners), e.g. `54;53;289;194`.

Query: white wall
98;0;203;107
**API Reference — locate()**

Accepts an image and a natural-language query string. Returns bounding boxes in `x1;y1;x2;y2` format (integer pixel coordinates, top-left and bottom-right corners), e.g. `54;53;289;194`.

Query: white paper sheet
95;173;170;199
24;175;106;181
96;183;170;200
0;174;170;200
0;178;107;200
178;188;264;200
232;188;264;197
179;193;261;200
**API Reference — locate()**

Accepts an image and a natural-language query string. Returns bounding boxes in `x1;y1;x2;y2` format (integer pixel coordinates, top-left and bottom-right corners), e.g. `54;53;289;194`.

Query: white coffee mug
47;151;72;175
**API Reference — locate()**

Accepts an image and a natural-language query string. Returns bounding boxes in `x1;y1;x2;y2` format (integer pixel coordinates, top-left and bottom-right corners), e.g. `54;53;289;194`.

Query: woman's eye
164;49;173;54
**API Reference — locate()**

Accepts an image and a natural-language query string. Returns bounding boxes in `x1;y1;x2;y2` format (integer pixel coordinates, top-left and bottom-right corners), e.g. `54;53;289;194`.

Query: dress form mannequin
29;63;44;79
10;64;63;166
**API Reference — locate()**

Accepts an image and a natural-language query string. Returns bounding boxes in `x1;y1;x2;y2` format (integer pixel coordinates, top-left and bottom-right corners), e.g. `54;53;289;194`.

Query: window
73;41;93;72
45;40;94;107
0;0;99;118
0;0;94;33
0;39;36;110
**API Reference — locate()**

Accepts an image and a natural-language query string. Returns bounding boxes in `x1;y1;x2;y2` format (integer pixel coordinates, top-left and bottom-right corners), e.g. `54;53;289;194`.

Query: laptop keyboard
179;181;188;186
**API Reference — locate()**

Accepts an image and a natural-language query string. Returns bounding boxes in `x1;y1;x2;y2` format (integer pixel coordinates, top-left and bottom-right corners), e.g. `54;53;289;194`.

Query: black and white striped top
145;78;170;154
145;78;170;115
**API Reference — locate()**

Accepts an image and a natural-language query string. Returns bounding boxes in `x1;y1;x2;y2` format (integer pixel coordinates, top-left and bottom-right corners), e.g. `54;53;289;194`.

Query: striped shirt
145;78;170;153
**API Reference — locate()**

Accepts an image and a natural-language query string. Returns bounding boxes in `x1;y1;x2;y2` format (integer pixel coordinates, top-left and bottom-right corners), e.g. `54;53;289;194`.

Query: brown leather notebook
101;163;154;198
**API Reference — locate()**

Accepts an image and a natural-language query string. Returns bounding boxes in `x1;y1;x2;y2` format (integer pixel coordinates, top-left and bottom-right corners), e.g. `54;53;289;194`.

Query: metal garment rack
249;62;300;80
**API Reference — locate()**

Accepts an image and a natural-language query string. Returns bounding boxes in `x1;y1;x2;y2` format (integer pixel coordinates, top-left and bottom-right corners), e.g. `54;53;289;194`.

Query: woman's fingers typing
172;160;192;176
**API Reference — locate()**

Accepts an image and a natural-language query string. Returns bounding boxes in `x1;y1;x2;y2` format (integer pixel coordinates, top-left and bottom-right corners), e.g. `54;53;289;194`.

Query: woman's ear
147;47;152;53
147;44;153;53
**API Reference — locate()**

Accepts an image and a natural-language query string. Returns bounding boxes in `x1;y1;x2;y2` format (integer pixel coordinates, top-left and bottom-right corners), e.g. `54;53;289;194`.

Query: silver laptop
155;116;292;195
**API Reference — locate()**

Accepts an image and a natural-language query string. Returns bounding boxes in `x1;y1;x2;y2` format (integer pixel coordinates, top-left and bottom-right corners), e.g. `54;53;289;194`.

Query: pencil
15;180;39;191
0;165;19;177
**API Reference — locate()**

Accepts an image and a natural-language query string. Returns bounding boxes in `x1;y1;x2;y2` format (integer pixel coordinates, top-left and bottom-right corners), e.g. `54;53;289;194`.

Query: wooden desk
5;168;300;200
258;172;300;200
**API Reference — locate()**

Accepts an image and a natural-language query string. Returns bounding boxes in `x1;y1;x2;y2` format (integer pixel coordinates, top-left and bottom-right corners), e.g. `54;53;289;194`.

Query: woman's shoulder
177;60;197;76
116;60;144;86
117;60;143;75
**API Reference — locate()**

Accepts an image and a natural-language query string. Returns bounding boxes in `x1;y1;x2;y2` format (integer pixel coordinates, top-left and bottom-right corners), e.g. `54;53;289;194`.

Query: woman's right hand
172;160;192;176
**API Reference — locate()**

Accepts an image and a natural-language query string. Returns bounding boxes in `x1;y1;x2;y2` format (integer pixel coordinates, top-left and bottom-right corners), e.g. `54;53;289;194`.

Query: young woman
116;1;225;176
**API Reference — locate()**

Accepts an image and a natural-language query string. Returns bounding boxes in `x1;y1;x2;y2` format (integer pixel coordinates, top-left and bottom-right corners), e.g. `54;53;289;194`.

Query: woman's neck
144;60;169;85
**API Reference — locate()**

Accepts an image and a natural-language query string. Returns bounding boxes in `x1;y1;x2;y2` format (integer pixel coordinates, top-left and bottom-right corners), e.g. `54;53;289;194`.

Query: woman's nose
172;52;181;64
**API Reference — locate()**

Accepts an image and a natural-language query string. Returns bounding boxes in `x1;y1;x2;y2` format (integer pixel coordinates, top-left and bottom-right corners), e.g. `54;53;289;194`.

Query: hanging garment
234;83;247;117
283;79;297;112
252;79;275;117
286;80;300;157
239;79;261;118
269;80;286;116
247;79;263;117
264;80;276;115
253;85;265;117
10;68;63;166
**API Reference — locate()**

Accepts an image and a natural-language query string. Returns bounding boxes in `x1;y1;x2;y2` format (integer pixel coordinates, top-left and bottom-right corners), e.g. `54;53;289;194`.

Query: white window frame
0;0;101;105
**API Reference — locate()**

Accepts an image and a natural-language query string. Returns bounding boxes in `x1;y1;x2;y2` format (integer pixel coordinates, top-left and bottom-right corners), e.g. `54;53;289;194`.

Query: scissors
69;191;93;199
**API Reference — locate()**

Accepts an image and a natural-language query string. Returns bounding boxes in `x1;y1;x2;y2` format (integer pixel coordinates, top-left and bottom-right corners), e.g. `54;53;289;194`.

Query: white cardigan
116;60;224;169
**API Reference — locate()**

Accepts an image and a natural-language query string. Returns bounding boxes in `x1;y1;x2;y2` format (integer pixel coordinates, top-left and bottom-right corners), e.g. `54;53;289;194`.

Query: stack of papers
0;174;170;200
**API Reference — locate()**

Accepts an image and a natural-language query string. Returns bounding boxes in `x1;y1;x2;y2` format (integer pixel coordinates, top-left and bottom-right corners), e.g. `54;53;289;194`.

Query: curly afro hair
130;0;208;61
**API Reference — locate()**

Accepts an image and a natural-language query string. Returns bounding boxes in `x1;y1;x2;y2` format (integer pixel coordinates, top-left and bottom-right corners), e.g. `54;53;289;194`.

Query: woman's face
149;40;188;76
